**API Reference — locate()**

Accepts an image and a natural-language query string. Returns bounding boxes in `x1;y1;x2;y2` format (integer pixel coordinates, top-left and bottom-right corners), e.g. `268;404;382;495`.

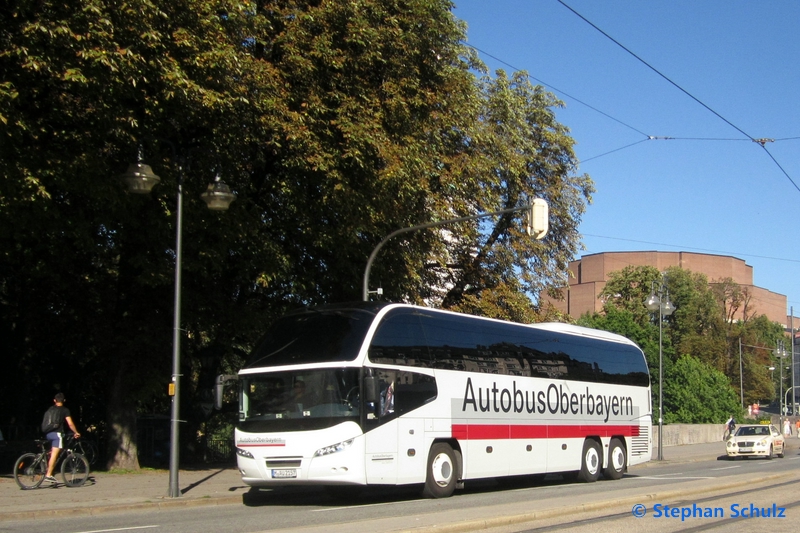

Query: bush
663;355;741;423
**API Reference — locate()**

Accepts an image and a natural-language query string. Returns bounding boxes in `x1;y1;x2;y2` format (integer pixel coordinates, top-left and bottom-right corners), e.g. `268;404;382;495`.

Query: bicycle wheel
14;453;47;490
80;440;98;466
61;452;90;487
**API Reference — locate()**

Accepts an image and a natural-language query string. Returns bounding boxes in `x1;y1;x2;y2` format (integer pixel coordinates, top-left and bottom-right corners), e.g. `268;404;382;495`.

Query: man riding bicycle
722;415;735;440
42;393;81;484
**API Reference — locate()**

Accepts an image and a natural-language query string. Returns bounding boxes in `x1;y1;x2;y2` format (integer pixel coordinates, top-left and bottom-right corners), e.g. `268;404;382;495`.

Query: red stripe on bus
451;424;640;440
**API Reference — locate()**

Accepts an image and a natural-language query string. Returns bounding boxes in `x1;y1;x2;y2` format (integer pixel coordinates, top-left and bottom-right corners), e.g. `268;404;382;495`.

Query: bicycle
13;437;90;489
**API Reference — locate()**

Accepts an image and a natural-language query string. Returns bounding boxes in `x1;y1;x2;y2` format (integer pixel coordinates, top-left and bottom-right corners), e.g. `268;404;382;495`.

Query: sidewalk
0;439;794;522
0;465;249;521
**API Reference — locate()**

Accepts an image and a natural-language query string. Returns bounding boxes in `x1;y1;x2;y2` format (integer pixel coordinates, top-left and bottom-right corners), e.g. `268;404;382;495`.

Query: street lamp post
645;275;675;461
775;341;786;423
119;147;235;498
785;386;800;416
789;307;800;418
362;199;549;301
768;365;775;392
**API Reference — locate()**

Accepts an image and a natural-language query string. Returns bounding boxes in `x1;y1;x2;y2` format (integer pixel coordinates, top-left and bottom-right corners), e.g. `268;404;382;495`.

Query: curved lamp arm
362;201;548;301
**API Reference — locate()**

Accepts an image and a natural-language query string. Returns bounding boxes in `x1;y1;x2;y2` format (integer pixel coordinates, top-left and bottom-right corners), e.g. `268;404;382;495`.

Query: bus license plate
272;469;297;479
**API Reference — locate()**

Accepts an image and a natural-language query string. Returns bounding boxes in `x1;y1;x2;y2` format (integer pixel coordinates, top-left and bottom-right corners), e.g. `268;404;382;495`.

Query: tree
599;265;727;372
736;315;784;405
590;265;783;421
597;265;662;327
433;70;594;315
663;355;741;424
1;0;592;468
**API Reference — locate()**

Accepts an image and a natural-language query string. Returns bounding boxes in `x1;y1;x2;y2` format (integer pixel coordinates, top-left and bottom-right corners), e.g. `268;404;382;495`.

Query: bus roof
288;302;639;348
528;322;639;347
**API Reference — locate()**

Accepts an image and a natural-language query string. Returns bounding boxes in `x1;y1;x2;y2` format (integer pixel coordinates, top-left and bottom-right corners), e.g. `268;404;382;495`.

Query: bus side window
394;371;437;415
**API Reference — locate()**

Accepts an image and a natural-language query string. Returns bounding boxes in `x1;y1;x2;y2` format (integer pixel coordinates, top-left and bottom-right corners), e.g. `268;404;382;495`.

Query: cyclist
42;393;81;484
722;415;735;440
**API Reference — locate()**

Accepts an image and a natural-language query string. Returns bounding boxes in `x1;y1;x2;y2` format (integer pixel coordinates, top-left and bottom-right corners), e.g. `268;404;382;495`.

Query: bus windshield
243;307;379;368
238;368;361;432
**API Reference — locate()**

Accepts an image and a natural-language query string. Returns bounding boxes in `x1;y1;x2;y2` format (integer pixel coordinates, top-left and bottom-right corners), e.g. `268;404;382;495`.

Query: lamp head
120;162;161;194
645;293;661;311
201;174;236;211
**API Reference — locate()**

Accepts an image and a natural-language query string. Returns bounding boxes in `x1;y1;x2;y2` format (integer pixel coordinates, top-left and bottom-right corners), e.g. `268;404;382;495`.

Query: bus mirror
214;374;238;410
364;376;379;404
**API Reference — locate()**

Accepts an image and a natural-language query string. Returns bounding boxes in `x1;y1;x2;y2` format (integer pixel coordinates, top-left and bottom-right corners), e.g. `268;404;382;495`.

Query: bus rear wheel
422;443;457;498
577;439;601;483
603;438;626;480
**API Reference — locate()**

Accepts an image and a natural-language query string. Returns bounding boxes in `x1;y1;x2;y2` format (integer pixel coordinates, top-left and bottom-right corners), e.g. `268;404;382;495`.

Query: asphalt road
479;470;800;532
1;450;798;533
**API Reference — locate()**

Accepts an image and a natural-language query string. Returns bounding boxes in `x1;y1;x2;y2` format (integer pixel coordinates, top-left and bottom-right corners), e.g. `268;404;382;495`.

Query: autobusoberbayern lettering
461;377;634;422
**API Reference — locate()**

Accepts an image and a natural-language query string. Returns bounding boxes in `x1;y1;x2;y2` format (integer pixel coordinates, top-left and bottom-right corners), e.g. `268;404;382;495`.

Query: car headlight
726;440;735;448
314;438;354;457
236;447;255;459
756;438;769;447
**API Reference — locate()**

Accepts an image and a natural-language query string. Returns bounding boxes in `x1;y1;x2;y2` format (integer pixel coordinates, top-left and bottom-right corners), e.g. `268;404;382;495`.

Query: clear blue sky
453;1;800;313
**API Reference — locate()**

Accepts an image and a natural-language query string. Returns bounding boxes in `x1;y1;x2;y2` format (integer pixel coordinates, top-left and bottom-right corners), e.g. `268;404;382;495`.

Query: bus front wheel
422;443;457;498
577;439;601;483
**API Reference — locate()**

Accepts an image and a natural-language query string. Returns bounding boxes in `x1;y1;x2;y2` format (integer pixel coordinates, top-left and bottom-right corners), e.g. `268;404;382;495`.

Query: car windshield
735;426;769;437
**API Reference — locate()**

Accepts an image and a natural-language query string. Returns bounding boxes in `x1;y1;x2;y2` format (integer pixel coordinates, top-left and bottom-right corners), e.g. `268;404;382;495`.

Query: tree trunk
105;362;140;470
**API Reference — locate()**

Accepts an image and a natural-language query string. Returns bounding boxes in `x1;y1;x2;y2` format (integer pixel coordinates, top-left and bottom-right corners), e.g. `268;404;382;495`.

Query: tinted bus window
245;308;376;368
368;310;430;366
368;308;648;386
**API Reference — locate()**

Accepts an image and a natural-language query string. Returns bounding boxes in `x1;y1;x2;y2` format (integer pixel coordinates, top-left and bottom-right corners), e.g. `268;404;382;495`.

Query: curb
0;494;244;522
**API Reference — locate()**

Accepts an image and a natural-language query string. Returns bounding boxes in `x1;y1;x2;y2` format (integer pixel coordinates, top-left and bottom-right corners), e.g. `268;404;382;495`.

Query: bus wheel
422;443;457;498
603;438;626;480
577;439;601;483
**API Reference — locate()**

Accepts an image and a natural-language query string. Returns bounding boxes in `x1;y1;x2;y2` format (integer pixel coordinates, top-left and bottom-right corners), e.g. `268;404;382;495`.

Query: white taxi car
725;424;785;459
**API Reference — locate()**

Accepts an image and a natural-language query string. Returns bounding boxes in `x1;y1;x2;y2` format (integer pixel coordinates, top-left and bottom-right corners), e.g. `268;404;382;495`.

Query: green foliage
1;0;591;468
662;355;741;424
591;264;785;422
598;265;662;326
435;70;594;311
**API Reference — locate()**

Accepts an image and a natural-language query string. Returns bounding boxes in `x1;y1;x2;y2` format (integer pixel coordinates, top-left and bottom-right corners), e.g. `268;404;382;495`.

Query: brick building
544;251;792;327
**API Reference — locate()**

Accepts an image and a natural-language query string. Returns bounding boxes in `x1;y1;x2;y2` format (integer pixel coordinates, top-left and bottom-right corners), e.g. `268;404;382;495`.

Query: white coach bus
229;302;651;498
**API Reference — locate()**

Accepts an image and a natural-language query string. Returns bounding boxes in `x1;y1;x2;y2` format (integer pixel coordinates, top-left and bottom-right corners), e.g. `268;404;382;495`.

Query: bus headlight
314;439;354;457
236;447;254;459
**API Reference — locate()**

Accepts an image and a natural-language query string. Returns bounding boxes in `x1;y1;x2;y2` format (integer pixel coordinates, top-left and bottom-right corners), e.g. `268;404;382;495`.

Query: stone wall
655;417;795;447
653;424;722;447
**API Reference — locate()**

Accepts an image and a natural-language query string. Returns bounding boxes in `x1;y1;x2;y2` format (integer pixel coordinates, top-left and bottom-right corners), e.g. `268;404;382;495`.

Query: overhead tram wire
582;233;800;265
580;140;650;163
557;0;800;194
463;43;670;163
462;43;767;165
463;42;651;138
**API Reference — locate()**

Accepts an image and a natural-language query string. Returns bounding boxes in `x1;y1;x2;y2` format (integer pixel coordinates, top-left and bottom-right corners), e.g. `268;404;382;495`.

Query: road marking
711;465;742;470
313;500;420;512
633;476;714;480
75;526;159;533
